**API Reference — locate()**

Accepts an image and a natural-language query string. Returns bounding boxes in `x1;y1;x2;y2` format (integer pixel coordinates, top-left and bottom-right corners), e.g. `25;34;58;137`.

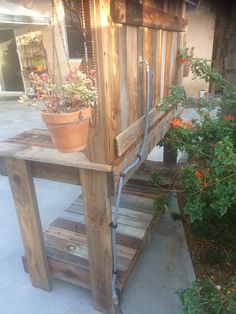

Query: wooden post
79;169;115;314
5;158;51;291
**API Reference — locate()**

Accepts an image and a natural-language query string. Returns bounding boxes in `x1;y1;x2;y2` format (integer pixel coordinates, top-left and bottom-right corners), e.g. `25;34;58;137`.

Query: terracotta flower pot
183;63;191;77
35;65;43;72
41;107;91;153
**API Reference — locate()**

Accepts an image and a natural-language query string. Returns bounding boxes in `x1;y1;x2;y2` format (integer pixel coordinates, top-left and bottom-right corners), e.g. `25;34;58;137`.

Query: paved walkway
0;100;195;314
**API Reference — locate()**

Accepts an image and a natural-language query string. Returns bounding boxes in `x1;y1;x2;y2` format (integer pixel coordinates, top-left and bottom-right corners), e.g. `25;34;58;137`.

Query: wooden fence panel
93;0;186;161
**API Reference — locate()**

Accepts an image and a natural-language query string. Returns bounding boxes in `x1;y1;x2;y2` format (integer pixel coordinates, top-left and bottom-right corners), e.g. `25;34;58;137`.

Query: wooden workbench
0;128;176;313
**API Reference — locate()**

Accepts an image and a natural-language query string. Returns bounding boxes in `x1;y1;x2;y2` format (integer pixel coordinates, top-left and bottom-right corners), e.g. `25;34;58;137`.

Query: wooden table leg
80;169;115;314
5;157;51;291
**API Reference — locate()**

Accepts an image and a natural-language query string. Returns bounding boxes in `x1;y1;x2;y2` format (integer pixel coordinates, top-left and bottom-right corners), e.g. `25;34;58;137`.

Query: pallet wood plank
164;31;172;96
93;0;121;165
127;26;138;125
46;226;137;262
155;29;162;106
0;142;28;157
79;169;114;313
113;105;182;190
129;160;177;186
5;158;51;291
115;194;155;214
48;258;91;290
160;30;167;99
60;209;146;240
115;107;164;157
123;182;163;200
110;0;187;32
10;146;112;172
51;217;143;250
69;197;153;222
5;129;53;148
31;162;81;184
137;27;144;118
143;28;154;112
75;193;155;214
46;246;89;269
66;198;152;227
118;24;129;131
45;231;131;273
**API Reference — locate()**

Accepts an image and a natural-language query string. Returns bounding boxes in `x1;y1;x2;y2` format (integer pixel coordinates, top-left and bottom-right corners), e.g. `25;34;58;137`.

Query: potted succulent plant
34;58;43;72
20;68;97;152
179;47;194;77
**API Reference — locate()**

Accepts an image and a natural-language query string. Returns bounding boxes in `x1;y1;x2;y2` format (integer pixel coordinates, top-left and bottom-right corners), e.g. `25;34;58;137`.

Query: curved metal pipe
111;59;151;304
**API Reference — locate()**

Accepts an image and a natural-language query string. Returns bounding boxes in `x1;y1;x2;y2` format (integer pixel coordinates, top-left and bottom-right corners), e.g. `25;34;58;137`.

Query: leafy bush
177;278;236;314
157;51;236;314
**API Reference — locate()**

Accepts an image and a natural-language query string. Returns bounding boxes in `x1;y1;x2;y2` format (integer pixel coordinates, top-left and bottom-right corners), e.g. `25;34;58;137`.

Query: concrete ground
0;100;195;314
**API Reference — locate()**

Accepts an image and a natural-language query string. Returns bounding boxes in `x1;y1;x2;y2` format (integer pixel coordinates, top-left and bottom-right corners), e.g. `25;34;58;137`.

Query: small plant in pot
20;68;97;153
179;47;194;77
34;58;43;72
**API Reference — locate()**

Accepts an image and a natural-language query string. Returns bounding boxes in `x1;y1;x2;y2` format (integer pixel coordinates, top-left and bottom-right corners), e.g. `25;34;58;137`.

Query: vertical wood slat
151;29;157;108
118;24;129;131
137;27;144;118
92;0;120;163
5;158;51;291
143;27;154;111
127;26;138;125
168;32;175;87
79;169;114;313
164;31;172;96
160;30;167;99
86;0;106;163
155;29;162;106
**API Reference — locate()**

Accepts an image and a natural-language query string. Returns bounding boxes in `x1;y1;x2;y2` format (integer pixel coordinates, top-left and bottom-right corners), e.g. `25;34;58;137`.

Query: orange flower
184;120;192;129
194;170;205;179
179;57;189;63
171;118;183;128
224;115;235;121
203;180;209;188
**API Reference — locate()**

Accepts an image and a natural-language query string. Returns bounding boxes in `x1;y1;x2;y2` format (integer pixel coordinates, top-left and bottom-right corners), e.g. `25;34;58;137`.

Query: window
63;0;85;59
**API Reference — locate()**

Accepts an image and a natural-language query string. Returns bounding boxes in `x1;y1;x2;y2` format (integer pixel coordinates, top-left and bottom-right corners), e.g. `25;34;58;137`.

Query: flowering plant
158;51;236;225
158;52;236;313
19;68;97;114
178;47;194;63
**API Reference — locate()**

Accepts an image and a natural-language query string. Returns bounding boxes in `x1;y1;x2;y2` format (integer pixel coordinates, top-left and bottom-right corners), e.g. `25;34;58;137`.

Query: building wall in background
8;0;83;90
183;3;215;98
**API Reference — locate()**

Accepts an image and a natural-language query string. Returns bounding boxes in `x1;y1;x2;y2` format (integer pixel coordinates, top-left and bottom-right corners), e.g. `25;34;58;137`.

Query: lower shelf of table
43;193;156;294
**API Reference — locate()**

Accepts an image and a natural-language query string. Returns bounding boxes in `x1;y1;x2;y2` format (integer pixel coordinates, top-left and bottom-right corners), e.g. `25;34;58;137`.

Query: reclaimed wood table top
0;129;112;173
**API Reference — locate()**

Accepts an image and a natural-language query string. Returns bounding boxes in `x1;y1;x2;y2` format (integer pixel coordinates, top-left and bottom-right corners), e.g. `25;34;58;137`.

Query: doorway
0;29;24;92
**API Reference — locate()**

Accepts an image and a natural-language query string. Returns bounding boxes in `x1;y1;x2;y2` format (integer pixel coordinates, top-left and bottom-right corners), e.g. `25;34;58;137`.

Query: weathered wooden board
127;26;138;125
110;0;187;32
118;24;129;131
43;179;156;296
115;107;165;157
113;105;182;189
48;257;91;290
5;158;51;291
79;168;114;313
4;129;53;148
0;133;112;172
31;162;81;185
68;197;153;222
164;31;172;96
